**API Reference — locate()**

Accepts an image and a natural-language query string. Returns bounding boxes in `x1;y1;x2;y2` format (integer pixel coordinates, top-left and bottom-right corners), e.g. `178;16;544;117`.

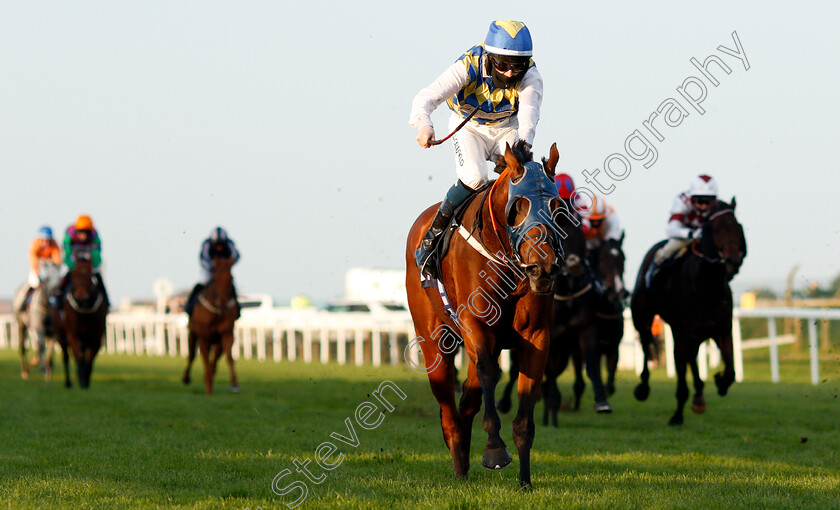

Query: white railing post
303;328;312;363
337;328;347;365
354;328;364;366
808;319;820;386
732;316;744;383
272;324;283;362
320;328;330;364
372;327;381;367
768;317;780;383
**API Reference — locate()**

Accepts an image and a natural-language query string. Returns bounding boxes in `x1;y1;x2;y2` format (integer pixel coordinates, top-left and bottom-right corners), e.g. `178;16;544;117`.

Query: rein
67;291;104;314
554;282;593;301
428;107;481;146
198;293;236;316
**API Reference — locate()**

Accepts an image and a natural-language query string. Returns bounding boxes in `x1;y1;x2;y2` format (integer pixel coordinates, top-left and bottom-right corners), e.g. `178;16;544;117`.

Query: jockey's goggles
691;196;714;207
489;55;528;74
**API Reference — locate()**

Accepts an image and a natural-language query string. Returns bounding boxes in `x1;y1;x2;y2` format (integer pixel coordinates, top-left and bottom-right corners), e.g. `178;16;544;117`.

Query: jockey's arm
199;240;213;272
516;66;544;146
665;194;694;239
28;239;41;273
91;240;102;268
408;62;469;138
603;213;623;241
228;240;241;265
62;233;75;269
50;243;62;266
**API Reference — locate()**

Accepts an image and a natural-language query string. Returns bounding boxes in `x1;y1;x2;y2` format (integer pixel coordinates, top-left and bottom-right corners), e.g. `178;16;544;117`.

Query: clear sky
2;1;838;304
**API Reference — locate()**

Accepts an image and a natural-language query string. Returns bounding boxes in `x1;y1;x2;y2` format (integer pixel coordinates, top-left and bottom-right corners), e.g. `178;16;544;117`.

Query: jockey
21;226;62;311
185;226;240;316
645;175;718;287
582;195;622;251
53;215;109;307
409;20;544;278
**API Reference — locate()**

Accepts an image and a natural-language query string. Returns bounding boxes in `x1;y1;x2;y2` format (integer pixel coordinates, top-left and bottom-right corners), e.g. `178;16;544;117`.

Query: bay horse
182;257;240;395
12;262;62;380
52;254;109;389
631;199;746;425
406;142;569;488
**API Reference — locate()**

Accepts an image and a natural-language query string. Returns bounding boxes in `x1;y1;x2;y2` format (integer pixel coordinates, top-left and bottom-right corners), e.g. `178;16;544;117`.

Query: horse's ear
543;142;559;179
503;142;523;177
619;230;625;245
731;196;737;210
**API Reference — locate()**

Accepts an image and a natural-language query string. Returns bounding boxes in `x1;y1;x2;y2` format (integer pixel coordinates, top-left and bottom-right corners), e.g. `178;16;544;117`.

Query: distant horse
498;232;627;423
12;262;62;379
406;142;569;488
182;257;240;395
631;199;746;425
52;254;109;389
590;235;628;398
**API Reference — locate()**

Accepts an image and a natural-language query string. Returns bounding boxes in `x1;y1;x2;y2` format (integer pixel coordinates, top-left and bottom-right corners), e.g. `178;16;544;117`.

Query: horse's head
596;234;627;303
38;262;62;292
699;197;747;280
70;259;96;301
495;142;568;295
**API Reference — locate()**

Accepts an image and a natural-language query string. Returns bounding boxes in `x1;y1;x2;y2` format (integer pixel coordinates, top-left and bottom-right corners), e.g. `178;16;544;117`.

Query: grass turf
0;345;837;509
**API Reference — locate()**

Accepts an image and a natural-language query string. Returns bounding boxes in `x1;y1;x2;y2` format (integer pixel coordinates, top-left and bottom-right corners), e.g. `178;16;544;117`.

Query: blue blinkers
504;161;564;264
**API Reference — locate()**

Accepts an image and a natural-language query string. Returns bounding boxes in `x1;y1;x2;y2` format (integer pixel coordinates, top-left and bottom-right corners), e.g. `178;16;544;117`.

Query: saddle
422;182;492;288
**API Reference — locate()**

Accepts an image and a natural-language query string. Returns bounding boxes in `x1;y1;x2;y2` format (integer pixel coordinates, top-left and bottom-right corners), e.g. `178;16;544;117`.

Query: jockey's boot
185;283;204;316
94;273;110;308
49;274;70;309
415;179;476;279
644;261;659;289
20;286;34;312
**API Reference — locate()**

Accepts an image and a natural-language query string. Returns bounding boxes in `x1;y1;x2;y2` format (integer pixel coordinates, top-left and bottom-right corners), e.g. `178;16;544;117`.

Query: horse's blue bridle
504;161;564;265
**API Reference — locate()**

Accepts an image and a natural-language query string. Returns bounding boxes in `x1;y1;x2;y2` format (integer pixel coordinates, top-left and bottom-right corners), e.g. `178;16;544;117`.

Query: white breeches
449;114;519;189
27;271;40;287
653;238;692;265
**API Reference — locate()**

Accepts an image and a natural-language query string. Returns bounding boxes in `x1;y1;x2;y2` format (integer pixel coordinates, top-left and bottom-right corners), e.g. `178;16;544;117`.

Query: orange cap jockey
75;214;94;230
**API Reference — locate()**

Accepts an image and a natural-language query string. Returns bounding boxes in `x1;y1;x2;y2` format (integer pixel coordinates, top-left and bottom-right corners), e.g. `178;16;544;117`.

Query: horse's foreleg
581;326;611;413
632;312;655;401
512;332;549;489
571;342;586;411
222;332;239;392
689;354;706;414
60;339;71;388
199;341;213;395
605;333;620;397
713;330;736;396
669;339;691;426
19;324;30;379
183;331;197;385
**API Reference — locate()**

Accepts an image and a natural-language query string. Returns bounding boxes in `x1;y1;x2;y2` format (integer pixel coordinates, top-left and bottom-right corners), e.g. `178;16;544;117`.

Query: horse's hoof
230;385;241;393
519;480;533;491
606;385;616;397
668;414;684;426
182;376;191;385
496;398;511;414
482;447;512;470
595;402;613;414
691;396;706;414
714;372;733;396
21;371;29;380
634;384;650;401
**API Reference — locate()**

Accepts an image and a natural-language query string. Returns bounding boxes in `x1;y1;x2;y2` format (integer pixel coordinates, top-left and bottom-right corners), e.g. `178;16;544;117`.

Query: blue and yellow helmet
484;20;533;57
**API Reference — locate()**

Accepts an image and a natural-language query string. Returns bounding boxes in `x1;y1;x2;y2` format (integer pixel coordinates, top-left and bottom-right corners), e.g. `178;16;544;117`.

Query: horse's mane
493;139;533;174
